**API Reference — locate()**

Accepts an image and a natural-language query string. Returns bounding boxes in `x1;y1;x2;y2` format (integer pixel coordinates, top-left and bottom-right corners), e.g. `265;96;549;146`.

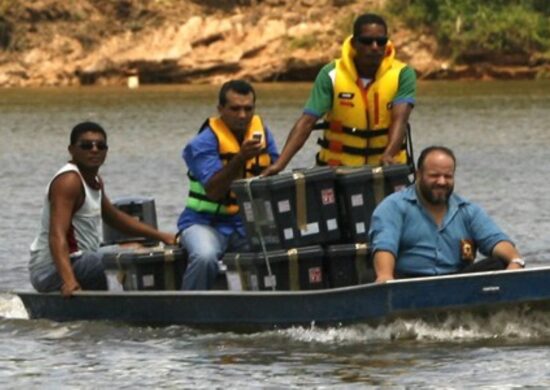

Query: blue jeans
180;224;249;290
30;251;108;293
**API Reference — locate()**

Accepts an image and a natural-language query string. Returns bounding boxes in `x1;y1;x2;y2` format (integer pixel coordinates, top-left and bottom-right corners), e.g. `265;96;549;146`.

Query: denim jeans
180;224;249;290
30;251;108;292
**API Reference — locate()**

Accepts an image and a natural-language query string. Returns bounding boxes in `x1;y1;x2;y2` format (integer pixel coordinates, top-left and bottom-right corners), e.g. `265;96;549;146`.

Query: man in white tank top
29;122;175;297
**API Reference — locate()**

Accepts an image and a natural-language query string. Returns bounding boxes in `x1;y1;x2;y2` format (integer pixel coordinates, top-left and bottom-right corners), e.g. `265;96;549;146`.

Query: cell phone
252;132;262;142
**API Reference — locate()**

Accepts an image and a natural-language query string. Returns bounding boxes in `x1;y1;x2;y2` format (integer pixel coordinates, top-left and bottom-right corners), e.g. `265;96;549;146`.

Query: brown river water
1;81;550;387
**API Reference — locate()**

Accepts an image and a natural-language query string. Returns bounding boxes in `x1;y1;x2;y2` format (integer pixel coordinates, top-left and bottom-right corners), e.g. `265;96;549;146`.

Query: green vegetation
0;0;17;49
334;12;357;38
288;34;317;50
0;0;15;17
386;0;550;63
0;16;10;48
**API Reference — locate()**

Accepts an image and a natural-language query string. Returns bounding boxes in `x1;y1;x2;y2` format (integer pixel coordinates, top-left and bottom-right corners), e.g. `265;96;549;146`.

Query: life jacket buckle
328;140;344;153
329;121;343;133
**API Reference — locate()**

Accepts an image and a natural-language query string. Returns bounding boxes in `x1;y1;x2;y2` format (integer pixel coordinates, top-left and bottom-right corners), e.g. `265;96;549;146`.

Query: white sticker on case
284;228;294;240
278;199;291;213
326;218;338;231
351;194;364;207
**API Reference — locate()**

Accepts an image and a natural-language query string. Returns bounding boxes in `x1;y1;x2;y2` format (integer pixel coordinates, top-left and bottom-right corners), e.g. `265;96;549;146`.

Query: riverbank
0;0;549;87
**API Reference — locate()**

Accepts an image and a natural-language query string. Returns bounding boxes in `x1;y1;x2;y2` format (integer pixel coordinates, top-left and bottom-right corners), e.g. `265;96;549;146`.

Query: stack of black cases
335;164;412;242
229;165;412;291
324;243;374;287
223;245;325;291
232;166;340;250
102;246;187;291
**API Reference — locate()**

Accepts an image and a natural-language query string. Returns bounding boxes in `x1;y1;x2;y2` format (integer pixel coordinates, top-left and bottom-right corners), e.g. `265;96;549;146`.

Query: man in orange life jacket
262;13;416;176
177;80;279;290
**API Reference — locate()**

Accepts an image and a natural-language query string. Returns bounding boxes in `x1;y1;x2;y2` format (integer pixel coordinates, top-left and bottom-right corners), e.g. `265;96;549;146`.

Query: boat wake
3;290;550;345
279;306;550;344
0;294;29;320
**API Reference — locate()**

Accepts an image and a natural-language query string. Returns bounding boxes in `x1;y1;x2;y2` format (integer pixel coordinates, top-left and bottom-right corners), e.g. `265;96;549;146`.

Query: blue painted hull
15;267;550;330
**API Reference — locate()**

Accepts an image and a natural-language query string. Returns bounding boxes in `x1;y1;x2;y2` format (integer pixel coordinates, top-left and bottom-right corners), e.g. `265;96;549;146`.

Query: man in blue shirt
177;80;279;290
369;145;525;282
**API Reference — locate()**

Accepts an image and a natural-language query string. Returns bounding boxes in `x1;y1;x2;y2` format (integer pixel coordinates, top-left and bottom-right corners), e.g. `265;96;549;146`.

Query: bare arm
261;113;318;176
48;172;84;297
373;250;396;283
491;240;523;270
380;103;413;165
204;138;263;200
101;193;175;245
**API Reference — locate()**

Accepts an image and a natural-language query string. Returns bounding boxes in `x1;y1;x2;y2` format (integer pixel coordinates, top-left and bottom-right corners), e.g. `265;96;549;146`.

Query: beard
418;179;453;205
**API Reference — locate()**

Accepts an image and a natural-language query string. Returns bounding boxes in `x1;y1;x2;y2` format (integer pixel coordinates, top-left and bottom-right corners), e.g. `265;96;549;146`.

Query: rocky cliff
0;0;547;87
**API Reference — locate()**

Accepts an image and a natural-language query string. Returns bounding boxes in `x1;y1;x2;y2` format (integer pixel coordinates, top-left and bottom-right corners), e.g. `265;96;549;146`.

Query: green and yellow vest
186;115;271;216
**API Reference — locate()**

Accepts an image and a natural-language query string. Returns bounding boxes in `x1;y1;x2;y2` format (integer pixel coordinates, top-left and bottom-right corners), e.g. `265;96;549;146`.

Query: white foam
0;293;29;320
277;307;550;344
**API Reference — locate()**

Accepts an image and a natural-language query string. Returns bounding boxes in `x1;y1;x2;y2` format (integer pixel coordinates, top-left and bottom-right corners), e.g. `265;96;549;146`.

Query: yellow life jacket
317;36;408;167
186;115;271;215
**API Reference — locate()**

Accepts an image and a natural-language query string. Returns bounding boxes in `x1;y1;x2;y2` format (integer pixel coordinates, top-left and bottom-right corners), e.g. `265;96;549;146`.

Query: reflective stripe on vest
186;176;236;214
317;36;408;167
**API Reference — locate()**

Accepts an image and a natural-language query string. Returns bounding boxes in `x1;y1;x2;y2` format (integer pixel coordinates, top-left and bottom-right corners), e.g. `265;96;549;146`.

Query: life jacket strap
313;121;390;139
188;190;238;206
317;137;404;156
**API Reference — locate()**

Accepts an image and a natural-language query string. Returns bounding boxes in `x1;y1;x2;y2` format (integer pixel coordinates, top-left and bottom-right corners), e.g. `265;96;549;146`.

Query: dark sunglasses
356;36;388;46
77;140;108;151
228;105;254;112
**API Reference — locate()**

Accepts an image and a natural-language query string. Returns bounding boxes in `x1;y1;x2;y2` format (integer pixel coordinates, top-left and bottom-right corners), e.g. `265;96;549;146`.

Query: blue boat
14;266;550;331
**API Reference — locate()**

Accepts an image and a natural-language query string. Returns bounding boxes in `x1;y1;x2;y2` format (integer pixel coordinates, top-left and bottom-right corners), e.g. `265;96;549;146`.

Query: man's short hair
70;121;107;145
353;13;388;36
218;79;256;107
417;146;457;171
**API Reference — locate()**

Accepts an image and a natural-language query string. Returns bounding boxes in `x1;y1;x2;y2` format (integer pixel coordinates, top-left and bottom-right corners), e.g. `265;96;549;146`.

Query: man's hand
375;273;395;283
506;261;524;270
61;279;81;298
261;161;284;177
159;232;177;246
492;241;524;271
261;113;318;177
380;153;396;166
238;138;263;161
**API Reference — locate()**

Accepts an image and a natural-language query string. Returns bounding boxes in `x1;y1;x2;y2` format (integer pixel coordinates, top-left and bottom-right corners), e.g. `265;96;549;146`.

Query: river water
1;81;550;387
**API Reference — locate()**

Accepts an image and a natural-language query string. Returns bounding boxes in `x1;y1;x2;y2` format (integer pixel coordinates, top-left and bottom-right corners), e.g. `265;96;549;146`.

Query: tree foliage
387;0;550;63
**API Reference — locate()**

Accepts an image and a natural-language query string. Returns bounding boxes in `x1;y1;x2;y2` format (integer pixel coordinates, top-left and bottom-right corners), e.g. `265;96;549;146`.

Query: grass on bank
386;0;550;64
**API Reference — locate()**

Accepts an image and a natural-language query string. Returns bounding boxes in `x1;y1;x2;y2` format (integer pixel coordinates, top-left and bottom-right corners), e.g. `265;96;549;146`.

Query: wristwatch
510;258;525;268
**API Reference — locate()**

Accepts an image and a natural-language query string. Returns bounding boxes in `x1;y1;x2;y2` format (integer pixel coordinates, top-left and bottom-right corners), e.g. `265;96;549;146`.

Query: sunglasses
228;105;254;112
77;140;109;151
356;36;388;46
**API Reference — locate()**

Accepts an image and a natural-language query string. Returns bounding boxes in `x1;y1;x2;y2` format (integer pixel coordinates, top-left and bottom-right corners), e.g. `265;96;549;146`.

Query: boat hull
15;267;550;330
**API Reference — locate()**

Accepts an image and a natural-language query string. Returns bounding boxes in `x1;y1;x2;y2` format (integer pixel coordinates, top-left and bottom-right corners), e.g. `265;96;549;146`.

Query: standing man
263;13;416;175
177;80;279;290
369;146;525;282
29;122;176;297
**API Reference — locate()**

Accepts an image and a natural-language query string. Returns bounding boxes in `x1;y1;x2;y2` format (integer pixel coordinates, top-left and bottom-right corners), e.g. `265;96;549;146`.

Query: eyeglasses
228;105;254;113
356;36;388;46
77;140;109;151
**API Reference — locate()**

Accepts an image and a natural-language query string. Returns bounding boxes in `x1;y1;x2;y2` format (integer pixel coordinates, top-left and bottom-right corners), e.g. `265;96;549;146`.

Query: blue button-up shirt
368;186;511;275
177;122;279;237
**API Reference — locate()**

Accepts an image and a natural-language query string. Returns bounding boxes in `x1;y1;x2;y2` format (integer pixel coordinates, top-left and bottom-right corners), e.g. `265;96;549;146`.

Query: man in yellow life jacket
176;80;280;290
262;13;416;176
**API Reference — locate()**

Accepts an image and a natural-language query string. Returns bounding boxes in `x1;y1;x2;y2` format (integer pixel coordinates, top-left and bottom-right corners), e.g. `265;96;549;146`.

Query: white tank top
29;163;102;271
